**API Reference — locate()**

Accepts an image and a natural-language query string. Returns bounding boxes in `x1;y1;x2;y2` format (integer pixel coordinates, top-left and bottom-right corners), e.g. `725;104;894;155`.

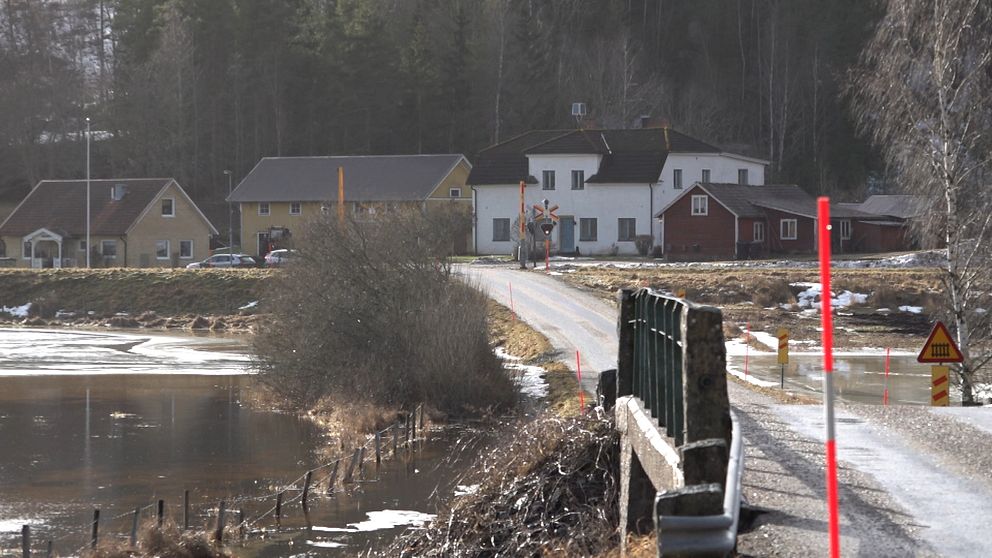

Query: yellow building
0;178;217;268
228;154;472;256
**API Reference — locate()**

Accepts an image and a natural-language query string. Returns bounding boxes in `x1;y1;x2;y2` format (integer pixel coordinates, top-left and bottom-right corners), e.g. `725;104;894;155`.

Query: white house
468;127;768;255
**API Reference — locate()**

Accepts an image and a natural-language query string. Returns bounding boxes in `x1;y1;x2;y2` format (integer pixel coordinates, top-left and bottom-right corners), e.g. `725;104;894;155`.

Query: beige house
227;154;472;256
0;178;217;268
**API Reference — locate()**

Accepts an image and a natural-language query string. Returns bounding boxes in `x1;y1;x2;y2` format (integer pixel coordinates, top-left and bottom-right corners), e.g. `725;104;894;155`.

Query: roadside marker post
508;282;515;323
883;348;890;405
817;197;841;558
931;366;950;406
744;322;750;381
576;350;585;412
777;328;789;389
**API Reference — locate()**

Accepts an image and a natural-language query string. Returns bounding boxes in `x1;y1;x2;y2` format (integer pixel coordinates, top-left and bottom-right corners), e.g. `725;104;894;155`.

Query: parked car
264;249;298;267
186;253;257;269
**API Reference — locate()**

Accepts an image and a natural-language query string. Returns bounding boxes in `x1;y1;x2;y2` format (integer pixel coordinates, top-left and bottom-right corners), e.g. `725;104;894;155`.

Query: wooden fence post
419;404;425;430
183;490;190;531
130;508;140;546
375;431;382;465
343;448;359;483
411;411;417;441
157;499;164;528
392;423;398;457
302;470;313;508
275;492;284;522
238;510;245;540
214;501;226;543
326;461;339;495
90;509;100;550
21;525;29;558
617;288;636;397
358;446;366;478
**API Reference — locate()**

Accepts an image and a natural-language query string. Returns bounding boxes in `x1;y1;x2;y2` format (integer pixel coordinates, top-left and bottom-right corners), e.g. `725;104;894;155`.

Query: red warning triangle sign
917;321;963;363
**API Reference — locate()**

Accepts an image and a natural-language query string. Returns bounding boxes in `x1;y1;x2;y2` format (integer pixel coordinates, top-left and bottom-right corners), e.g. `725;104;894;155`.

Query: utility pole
223;170;234;258
518;180;527;268
337;166;345;227
86;117;91;269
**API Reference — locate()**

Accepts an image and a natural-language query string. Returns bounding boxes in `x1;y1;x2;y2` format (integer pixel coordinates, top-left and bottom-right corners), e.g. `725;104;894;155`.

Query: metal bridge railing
632;291;686;446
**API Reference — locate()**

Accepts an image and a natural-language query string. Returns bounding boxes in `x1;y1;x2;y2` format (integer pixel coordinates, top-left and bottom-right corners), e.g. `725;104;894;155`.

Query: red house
656;183;890;260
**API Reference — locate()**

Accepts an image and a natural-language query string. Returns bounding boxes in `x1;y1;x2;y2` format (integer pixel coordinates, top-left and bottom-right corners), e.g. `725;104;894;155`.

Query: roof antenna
571;102;587;128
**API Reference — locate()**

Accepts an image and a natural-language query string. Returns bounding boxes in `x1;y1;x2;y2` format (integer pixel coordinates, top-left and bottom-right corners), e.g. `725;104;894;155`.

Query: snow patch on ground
238;301;258;310
495;346;549;398
793;282;867;309
747;330;779;351
726;364;780;388
306;540;346;548
454;484;479;497
0;303;31;317
541;250;947;271
899;305;923;314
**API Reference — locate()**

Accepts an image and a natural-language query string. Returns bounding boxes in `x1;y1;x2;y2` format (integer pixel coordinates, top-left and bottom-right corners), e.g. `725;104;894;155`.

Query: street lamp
86;117;91;269
223;170;233;259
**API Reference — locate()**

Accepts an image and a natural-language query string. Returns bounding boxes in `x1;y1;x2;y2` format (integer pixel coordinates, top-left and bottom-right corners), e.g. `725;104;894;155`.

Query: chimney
111;183;127;201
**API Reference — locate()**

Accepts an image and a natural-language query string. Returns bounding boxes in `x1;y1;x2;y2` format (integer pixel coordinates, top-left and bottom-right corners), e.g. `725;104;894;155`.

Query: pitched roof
656;183;882;220
228;154;469;203
848;195;925;219
0;178;201;237
468;127;734;186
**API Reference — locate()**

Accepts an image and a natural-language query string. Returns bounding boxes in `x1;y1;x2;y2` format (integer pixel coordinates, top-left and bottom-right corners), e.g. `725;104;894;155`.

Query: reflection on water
728;352;939;405
0;329;483;556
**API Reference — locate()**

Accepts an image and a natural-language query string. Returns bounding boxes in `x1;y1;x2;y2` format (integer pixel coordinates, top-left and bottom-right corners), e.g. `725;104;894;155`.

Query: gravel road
467;263;992;557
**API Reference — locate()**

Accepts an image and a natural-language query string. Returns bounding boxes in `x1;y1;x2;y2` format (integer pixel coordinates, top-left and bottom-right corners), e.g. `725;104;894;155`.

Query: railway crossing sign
540;222;555;236
917;321;963;363
533;202;559;222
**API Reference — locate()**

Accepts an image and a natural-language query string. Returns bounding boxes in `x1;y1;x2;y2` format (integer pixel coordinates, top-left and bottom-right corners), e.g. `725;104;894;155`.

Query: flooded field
0;328;485;556
728;351;942;405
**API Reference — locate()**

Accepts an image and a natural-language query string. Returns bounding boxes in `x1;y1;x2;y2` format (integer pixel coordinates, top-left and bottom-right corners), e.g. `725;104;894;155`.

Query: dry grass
380;415;619;557
85;520;231;558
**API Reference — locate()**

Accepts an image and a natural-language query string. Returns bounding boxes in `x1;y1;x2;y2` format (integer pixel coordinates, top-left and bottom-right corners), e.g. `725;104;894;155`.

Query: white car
185;254;254;269
264;249;298;267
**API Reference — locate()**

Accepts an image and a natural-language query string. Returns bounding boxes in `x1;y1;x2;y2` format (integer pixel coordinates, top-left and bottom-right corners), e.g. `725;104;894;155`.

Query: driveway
466;262;992;557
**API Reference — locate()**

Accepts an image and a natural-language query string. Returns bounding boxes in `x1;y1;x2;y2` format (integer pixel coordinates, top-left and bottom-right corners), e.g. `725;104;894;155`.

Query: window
542;170;556;190
673;169;683;189
449;188;462;198
258;202;270;216
571;170;585;190
156;240;170;260
618;218;636;241
701;169;711;183
289;202;301;215
101;240;117;258
579;218;598;241
781;219;798;240
179;240;193;259
691;195;709;216
738;169;749;185
839;220;852;240
492;218;511;241
22;241;32;259
161;198;175;217
79;240;87;251
753;222;765;242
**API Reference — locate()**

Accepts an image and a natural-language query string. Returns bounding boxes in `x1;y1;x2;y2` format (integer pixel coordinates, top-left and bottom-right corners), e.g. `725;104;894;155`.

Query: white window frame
449;187;461;198
289;202;301;215
542;170;556;190
258;202;270;216
101;240;117;258
753;221;765;242
571;170;585;190
839;220;852;240
673;169;683;189
179;240;193;259
781;219;798;240
701;169;711;183
691;195;709;216
738;169;749;185
161;197;175;217
156;240;170;260
492;218;511;241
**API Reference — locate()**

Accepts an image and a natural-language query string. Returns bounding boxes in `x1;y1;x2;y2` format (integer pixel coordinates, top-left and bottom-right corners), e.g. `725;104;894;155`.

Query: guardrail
613;287;740;557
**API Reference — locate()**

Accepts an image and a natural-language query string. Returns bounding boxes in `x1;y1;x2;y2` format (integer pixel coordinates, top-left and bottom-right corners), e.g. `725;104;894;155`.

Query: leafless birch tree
850;0;992;403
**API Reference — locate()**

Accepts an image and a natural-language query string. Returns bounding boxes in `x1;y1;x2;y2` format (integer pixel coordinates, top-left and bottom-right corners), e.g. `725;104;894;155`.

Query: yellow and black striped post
931;365;950;406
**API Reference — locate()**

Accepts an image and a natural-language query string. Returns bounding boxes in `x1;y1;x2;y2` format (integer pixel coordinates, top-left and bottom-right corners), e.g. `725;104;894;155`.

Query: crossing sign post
918;321;962;407
534;199;558;271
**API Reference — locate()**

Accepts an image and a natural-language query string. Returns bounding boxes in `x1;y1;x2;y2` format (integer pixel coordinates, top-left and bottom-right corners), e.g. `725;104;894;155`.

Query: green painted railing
632;290;686;446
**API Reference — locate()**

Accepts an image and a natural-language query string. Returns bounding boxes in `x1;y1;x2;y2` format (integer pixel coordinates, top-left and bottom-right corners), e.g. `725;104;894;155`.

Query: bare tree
850;0;992;404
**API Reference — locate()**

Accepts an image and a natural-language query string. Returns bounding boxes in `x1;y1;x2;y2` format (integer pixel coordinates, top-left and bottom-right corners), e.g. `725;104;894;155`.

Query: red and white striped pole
508;282;516;323
818;197;841;558
744;321;751;380
576;350;585;412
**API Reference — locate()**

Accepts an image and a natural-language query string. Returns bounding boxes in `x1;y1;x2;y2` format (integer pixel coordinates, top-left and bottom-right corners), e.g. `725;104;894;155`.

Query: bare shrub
751;278;793;307
252;207;516;416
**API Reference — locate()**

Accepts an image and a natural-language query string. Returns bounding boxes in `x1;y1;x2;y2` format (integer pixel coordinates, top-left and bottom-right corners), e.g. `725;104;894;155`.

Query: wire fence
13;404;430;558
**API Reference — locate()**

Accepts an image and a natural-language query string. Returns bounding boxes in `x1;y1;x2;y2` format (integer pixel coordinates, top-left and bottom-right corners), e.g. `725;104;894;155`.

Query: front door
559;216;575;254
257;232;270;257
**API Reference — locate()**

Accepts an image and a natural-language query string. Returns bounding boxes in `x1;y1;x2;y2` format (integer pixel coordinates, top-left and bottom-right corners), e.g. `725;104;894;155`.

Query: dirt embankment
0;268;270;332
558;266;942;350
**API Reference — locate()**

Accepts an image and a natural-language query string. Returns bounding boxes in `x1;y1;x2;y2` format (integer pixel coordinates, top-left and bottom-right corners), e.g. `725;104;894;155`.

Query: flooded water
728;351;941;406
0;328;484;557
